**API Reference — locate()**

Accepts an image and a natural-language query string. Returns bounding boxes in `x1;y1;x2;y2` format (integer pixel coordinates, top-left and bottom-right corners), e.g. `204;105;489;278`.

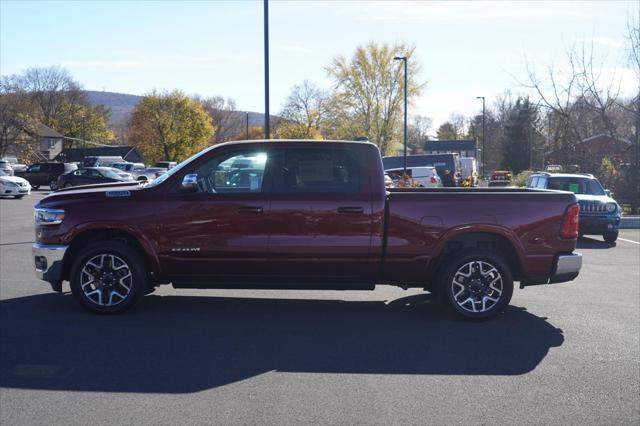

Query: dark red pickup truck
33;140;582;319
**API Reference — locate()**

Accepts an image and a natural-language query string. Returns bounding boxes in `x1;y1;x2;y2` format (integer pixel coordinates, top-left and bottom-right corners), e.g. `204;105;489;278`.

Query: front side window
274;148;361;193
192;151;268;194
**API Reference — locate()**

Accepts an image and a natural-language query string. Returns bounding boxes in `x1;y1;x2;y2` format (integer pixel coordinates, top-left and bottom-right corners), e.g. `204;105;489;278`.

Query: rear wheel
438;249;513;320
14;195;25;199
49;179;58;190
70;241;148;314
31;185;40;190
603;230;618;243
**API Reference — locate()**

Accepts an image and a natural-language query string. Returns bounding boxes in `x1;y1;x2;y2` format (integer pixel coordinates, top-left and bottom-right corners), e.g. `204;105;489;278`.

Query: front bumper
32;243;68;291
579;215;620;234
1;185;30;196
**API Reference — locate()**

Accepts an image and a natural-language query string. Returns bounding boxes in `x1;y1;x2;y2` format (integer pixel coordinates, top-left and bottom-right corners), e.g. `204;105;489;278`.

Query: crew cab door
158;148;273;283
266;146;376;285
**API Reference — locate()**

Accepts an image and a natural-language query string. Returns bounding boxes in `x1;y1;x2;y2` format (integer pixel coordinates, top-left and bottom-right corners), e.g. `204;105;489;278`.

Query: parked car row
2;158;178;194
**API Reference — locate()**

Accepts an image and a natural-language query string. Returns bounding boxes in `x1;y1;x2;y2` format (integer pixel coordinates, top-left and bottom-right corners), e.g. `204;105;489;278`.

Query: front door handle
237;206;263;214
337;206;364;214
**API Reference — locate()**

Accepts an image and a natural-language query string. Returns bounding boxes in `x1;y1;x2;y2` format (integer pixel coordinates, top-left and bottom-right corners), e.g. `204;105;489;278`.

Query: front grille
579;201;606;214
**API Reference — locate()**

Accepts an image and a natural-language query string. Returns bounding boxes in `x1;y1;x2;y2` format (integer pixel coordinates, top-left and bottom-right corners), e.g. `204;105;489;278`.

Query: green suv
527;172;621;242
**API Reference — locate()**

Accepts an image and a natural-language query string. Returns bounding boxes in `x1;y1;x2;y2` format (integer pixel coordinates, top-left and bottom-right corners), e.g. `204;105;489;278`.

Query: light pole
246;112;250;139
394;56;408;174
263;0;270;139
475;96;485;177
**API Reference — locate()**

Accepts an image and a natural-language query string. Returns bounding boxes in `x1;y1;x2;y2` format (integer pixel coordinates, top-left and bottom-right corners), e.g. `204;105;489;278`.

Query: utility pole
81;114;86;164
246;112;250;139
476;96;486;177
263;0;270;139
393;56;408;174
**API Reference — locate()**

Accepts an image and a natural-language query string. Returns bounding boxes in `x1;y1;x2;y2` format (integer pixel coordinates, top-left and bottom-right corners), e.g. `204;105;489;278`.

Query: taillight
560;204;580;238
430;176;437;184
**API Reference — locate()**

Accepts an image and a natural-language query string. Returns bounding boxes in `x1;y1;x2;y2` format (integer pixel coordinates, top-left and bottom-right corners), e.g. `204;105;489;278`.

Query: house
546;134;634;172
34;124;64;160
55;146;145;164
424;140;477;158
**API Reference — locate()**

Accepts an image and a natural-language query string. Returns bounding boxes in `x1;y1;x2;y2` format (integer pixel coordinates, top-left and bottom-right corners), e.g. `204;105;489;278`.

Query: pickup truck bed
32;140;582;319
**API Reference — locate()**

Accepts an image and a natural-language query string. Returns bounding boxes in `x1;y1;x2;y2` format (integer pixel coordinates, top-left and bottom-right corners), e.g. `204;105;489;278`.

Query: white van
460;157;478;186
386;166;442;188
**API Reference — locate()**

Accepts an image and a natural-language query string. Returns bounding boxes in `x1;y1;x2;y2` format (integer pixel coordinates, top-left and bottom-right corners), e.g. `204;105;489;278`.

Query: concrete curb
620;216;640;229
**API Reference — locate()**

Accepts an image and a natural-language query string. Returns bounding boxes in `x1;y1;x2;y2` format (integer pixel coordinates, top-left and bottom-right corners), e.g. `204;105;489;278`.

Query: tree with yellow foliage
129;90;215;163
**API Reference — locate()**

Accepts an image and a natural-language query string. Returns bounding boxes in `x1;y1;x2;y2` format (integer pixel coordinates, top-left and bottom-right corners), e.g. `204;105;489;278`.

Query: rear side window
529;176;539;188
275;148;361;193
536;177;546;189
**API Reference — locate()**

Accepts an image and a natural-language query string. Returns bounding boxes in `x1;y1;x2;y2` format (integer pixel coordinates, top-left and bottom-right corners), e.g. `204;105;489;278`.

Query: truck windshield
145;146;216;188
547;177;605;195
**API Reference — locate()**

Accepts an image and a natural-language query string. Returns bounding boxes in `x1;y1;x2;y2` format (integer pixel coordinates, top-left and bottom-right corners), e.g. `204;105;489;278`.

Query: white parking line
618;237;640;245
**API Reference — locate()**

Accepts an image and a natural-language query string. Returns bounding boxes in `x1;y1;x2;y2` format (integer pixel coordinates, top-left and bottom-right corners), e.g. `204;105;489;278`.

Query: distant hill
85;90;269;136
85;91;141;129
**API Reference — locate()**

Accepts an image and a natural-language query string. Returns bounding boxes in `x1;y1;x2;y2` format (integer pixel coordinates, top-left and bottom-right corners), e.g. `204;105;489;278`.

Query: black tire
14;195;25;199
49;179;58;191
64;182;73;188
437;249;514;320
603;230;618;243
31;185;40;190
70;241;148;314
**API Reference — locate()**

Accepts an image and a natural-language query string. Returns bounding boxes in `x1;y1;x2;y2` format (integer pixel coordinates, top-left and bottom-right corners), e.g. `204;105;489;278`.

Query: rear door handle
237;206;263;214
337;206;364;214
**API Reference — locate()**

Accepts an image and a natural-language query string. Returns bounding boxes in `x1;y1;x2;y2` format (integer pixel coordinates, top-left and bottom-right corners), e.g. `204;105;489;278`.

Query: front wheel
70;241;148;314
438;249;514;320
14;195;25;199
49;179;59;191
603;230;618;243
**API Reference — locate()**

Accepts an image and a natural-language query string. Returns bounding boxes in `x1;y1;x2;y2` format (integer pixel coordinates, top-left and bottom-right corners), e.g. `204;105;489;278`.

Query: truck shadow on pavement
0;292;564;393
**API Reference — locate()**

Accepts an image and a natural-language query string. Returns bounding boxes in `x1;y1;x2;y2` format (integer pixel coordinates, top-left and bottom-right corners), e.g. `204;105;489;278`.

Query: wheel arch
62;225;161;283
427;228;524;290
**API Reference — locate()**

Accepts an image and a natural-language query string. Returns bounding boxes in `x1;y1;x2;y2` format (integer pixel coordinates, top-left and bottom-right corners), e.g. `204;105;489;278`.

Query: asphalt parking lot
1;191;639;425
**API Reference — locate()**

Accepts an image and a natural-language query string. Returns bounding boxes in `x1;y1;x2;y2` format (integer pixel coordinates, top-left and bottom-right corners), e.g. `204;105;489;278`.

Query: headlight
606;203;617;213
34;208;65;226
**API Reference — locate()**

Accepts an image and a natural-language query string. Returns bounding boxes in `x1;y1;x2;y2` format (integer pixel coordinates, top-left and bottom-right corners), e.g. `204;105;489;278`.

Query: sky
0;0;636;133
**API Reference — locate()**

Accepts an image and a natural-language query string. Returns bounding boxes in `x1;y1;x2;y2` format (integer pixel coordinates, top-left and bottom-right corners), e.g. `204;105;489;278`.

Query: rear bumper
32;243;68;291
549;252;582;283
521;252;582;287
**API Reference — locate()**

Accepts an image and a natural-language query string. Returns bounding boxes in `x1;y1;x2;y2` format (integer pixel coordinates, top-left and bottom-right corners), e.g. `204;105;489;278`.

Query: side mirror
181;173;198;192
605;189;611;197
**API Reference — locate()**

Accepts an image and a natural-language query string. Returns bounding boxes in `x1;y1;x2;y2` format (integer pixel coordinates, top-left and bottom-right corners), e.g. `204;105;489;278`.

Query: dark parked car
56;167;133;188
33;140;582;319
16;162;77;190
526;172;621;242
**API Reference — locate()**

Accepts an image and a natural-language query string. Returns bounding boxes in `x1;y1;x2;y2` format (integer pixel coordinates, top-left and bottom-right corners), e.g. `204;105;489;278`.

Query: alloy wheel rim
451;260;503;313
80;254;132;307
